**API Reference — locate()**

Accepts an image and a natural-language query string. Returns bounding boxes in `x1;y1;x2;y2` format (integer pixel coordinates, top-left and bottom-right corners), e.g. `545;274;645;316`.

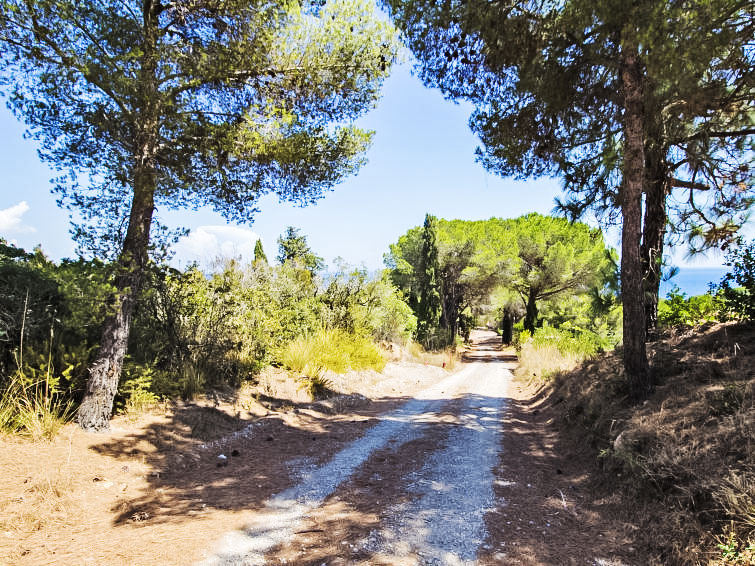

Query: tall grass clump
281;328;386;375
0;372;74;440
516;325;611;381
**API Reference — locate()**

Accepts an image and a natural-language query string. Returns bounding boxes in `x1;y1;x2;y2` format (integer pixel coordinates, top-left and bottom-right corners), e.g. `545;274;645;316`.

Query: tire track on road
359;362;509;566
200;363;488;566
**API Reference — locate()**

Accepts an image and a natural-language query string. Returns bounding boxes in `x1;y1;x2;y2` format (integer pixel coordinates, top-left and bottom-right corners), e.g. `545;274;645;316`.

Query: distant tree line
386;213;617;349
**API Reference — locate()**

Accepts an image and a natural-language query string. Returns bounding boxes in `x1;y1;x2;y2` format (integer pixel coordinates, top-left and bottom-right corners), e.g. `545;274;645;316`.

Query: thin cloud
0;201;36;235
173;225;262;267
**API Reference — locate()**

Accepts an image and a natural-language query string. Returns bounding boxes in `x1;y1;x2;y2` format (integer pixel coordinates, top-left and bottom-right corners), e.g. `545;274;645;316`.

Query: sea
658;266;730;298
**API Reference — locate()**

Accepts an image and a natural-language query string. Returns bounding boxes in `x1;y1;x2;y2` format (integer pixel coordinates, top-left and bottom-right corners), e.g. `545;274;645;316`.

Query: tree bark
641;144;667;341
620;43;652;399
524;291;538;335
501;312;513;345
77;180;155;430
78;1;159;430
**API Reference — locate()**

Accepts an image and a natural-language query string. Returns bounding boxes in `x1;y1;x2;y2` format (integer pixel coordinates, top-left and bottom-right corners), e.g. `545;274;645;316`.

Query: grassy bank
523;323;754;565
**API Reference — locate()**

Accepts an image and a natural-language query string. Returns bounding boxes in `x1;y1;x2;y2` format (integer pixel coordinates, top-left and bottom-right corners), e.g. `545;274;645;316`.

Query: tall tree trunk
620;42;652;399
78;1;160;430
642;144;667;340
524;291;538;335
77;177;155;430
501;311;513;345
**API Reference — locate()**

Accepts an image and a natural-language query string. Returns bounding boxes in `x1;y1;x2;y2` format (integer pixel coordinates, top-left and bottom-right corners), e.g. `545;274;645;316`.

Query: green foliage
416;214;442;346
130;265;253;390
280;328;386;375
519;325;608;360
716;531;755;565
0;241;66;378
118;363;159;416
321;262;417;342
539;293;622;349
658;287;723;327
718;239;755;321
0;240;109;393
128;249;402;400
253;239;268;265
0;0;400;252
1;0;401;427
387;214;617;345
506;213;611;334
277;226;325;273
360;278;417;342
386;0;753;395
386;0;753;250
516;325;605;382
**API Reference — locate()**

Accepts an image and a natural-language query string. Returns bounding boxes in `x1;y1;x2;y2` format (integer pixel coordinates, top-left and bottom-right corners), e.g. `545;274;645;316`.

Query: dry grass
0;431;82;556
0;375;75;440
0;465;79;536
516;340;586;382
542;322;755;565
280;329;386;375
407;341;459;369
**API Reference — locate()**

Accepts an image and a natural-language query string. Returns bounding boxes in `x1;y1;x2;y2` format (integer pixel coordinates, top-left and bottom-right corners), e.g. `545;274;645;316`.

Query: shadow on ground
90;395;408;527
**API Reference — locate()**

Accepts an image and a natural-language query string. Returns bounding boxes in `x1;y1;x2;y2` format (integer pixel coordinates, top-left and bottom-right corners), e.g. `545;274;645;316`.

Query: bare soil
1;332;646;565
0;359;448;566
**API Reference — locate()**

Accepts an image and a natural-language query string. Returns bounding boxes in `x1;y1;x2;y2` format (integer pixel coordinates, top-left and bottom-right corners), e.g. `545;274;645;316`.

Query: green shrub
280;328;386;375
718;238;755;321
118;363;159;416
658;287;723;327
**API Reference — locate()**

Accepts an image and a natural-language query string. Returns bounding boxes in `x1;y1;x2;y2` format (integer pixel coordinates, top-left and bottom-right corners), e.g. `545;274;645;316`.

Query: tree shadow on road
89;395;410;527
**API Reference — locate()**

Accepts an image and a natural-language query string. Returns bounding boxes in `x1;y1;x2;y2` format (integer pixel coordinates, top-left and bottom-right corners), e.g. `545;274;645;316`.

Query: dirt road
2;330;638;565
198;330;636;566
203;331;510;565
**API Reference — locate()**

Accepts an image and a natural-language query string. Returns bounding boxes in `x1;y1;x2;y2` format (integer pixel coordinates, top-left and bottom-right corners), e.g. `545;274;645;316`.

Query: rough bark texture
641;145;667;341
78;2;159;431
620;44;652;399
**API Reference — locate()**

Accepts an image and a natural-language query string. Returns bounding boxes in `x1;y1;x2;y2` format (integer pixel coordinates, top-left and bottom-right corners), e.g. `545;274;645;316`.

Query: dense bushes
657;288;722;327
125;259;414;401
652;239;755;329
0;238;415;426
0;242;110;396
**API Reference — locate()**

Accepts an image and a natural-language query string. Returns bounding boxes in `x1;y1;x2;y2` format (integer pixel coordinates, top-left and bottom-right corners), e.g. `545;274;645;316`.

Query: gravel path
360;362;508;565
200;328;511;566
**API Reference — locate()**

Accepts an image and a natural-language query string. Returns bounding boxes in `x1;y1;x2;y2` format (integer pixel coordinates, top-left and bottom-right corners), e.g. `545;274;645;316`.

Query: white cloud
173;225;262;268
0;201;36;235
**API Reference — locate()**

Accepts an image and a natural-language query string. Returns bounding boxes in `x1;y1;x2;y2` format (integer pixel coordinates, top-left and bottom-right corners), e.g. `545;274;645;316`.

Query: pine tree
416;214;442;347
385;0;753;397
253;239;268;266
277;227;324;274
0;0;399;429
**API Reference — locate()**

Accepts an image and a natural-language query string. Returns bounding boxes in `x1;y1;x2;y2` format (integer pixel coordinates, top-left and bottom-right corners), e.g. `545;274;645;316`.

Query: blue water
659;266;729;297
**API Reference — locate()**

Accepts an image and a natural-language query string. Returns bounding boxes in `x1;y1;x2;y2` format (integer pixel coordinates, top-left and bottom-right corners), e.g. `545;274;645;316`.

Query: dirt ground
0;357;449;566
0;334;641;566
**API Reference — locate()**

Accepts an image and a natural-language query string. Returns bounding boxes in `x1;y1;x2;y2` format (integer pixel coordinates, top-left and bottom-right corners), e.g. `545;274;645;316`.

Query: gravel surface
360;362;509;565
200;364;489;566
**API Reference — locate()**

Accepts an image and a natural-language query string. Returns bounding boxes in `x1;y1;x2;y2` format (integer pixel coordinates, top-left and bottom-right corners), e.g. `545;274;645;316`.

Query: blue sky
0;61;748;278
